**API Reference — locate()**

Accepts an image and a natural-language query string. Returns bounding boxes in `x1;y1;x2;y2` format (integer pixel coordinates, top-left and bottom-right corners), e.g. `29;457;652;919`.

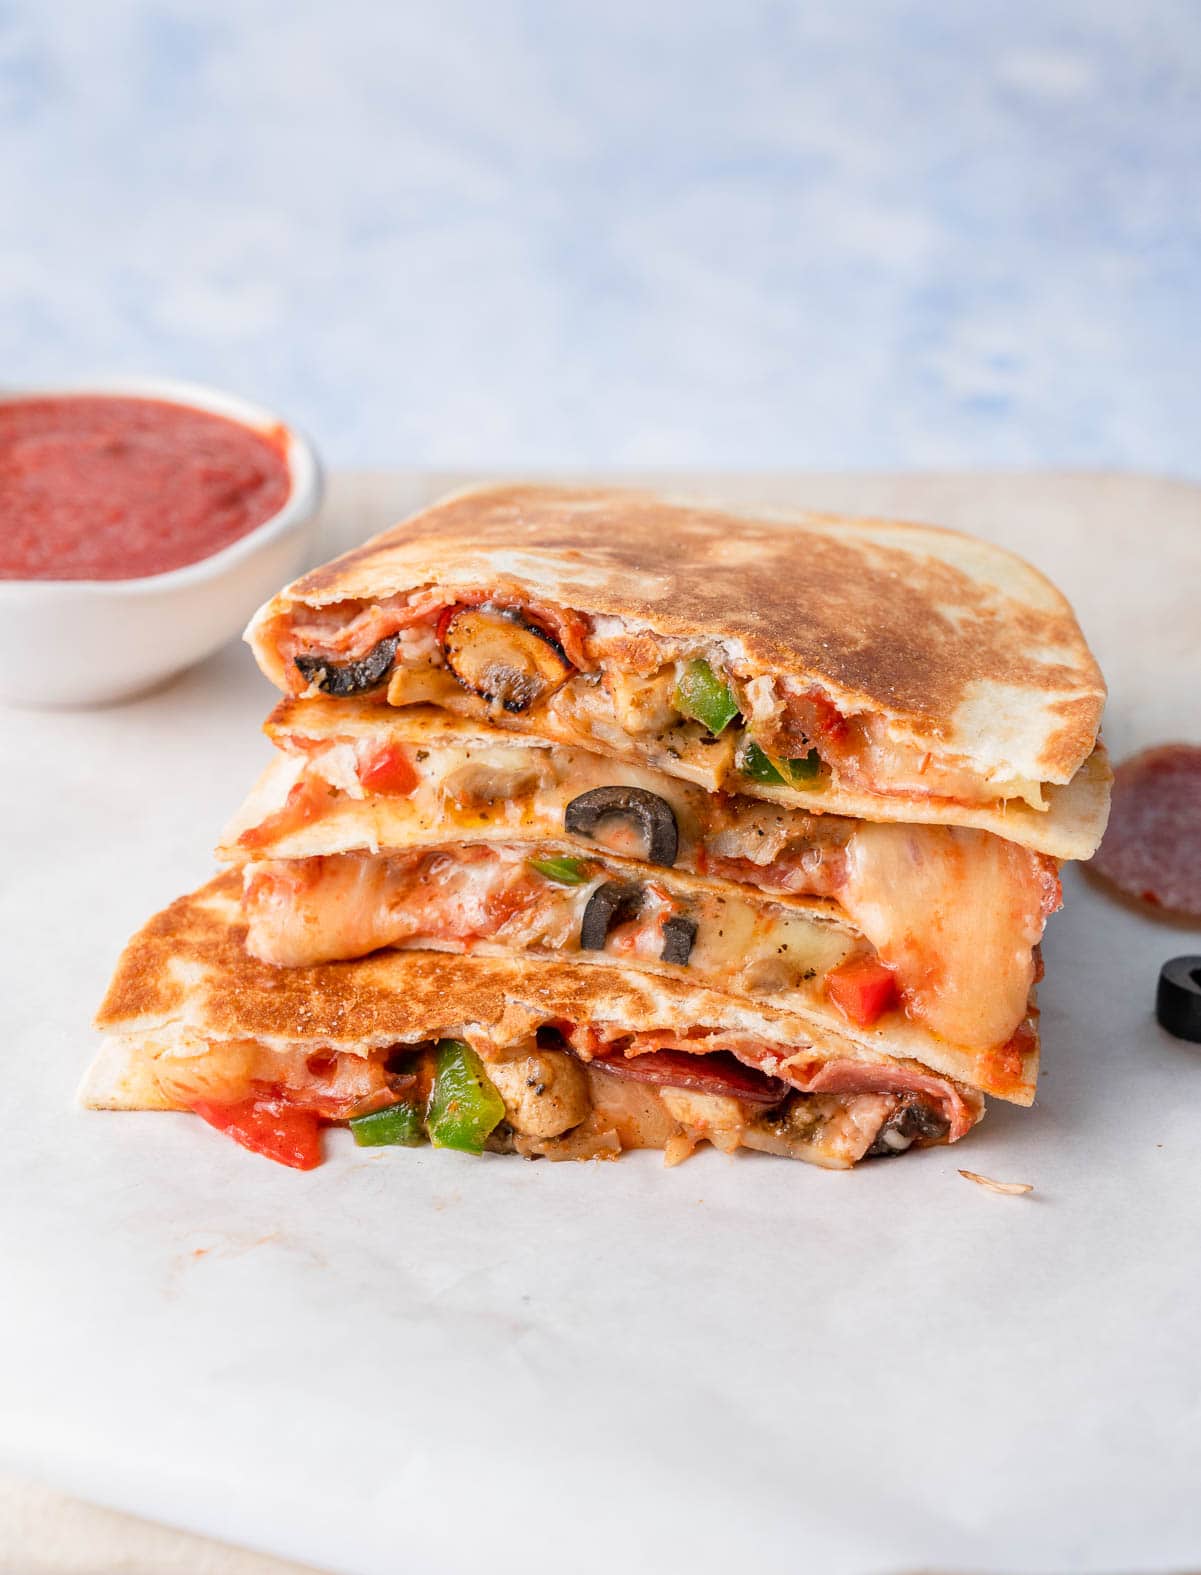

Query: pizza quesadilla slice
83;874;985;1172
246;485;1110;857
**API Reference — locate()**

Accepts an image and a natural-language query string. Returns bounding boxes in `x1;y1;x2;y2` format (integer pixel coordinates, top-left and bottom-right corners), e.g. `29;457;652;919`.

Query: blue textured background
2;0;1198;471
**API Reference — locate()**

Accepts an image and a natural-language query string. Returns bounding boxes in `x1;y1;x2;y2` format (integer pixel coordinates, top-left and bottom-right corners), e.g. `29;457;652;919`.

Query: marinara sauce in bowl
0;379;321;705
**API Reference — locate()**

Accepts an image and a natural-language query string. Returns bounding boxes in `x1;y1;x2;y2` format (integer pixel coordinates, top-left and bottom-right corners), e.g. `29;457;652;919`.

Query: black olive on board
1156;956;1201;1044
579;882;643;951
295;635;399;697
660;915;698;966
564;786;679;867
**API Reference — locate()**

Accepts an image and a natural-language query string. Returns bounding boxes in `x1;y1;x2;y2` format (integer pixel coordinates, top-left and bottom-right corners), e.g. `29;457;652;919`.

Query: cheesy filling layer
227;730;1059;1060
242;843;859;990
277;594;1052;810
121;1030;981;1171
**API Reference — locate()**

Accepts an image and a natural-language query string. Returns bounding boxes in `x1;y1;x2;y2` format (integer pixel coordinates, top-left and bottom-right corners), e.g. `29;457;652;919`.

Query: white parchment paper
3;473;1200;1575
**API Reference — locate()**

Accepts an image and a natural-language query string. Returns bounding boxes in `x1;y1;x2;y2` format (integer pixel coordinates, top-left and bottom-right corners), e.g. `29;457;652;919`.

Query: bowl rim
0;376;323;598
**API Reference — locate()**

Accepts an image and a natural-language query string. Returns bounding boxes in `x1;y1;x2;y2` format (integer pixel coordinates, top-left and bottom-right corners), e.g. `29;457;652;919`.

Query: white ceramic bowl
0;377;322;707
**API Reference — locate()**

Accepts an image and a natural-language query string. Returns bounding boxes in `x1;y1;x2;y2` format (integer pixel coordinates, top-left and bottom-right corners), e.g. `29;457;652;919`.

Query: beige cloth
0;1476;326;1575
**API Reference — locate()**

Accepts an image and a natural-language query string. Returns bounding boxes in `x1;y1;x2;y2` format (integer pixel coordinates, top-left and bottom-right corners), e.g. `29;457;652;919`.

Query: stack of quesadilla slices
85;486;1110;1172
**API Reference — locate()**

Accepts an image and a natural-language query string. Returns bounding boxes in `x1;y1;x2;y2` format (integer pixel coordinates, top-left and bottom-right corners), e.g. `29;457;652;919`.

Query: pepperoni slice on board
1092;745;1201;918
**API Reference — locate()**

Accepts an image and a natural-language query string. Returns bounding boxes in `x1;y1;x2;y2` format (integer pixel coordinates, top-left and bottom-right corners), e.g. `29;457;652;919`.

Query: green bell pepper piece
786;748;822;783
349;1101;425;1147
426;1039;506;1154
739;740;786;783
740;741;823;786
528;854;590;884
674;658;739;735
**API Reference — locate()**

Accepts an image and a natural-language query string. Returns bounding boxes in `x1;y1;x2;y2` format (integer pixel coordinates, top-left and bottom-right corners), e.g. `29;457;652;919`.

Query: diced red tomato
237;774;335;850
826;958;899;1028
357;743;419;796
188;1097;323;1170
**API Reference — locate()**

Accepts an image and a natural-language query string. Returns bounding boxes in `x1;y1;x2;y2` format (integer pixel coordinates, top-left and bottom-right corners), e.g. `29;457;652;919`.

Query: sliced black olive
442;608;572;713
579;881;643;951
295;635;398;697
1156;956;1201;1043
867;1100;949;1157
660;914;697;966
564;786;679;868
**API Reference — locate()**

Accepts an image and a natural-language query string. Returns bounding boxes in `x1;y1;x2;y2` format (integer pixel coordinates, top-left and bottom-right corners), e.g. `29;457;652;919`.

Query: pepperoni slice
589;1048;788;1106
1092;744;1201;917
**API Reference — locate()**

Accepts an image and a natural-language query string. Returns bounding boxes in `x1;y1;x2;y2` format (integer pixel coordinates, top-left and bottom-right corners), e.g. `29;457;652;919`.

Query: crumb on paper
958;1169;1034;1196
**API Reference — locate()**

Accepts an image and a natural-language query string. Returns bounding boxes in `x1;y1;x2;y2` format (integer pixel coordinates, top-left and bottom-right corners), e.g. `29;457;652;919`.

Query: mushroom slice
482;1049;590;1138
295;636;398;697
442;760;547;811
564;786;679;867
385;665;464;708
441;608;572;714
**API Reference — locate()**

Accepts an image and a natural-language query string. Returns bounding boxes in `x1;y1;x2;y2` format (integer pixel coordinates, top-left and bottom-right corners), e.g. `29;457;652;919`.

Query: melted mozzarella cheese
229;735;1055;1058
242;847;860;1008
840;822;1058;1050
850;717;1047;810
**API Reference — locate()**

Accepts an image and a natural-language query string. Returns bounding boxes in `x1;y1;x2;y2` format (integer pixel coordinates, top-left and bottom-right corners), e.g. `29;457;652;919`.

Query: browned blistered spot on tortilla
269;487;1104;779
93;890;195;1024
293;539;391;598
1038;694;1113;775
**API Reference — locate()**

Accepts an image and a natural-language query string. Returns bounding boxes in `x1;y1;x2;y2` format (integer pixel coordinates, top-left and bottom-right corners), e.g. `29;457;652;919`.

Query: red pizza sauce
0;395;292;580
